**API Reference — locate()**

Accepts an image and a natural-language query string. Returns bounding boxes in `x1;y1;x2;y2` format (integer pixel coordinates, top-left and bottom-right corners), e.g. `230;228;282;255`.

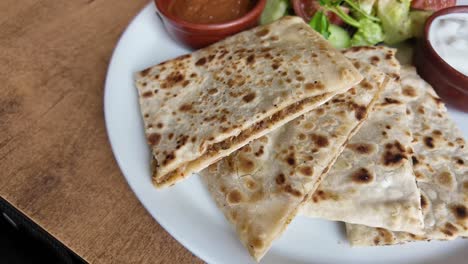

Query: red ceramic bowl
155;0;267;49
414;6;468;112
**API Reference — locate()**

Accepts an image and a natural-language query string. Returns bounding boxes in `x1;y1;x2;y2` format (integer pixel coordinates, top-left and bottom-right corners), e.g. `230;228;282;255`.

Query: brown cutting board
0;0;202;263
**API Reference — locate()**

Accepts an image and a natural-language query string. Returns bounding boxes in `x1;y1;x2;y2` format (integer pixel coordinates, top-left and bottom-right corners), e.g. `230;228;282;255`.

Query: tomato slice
290;0;348;26
411;0;456;11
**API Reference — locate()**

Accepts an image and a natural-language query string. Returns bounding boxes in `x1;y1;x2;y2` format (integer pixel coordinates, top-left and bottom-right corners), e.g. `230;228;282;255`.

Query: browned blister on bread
135;16;362;188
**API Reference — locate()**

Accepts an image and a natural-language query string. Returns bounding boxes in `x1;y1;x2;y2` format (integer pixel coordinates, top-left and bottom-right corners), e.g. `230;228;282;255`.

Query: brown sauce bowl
414;6;468;112
155;0;267;49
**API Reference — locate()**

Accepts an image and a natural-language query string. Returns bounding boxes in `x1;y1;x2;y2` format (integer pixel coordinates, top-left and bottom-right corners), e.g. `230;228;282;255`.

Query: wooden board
0;1;201;263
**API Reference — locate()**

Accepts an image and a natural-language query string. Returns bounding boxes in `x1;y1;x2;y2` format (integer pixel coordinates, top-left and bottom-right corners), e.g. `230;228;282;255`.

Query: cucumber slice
328;24;351;49
260;0;288;25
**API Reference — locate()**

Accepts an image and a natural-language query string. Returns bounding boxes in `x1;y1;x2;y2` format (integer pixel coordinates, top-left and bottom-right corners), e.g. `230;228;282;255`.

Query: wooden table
0;1;201;263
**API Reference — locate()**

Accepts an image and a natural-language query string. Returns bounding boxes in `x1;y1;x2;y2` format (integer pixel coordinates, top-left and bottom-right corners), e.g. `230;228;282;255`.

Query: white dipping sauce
429;13;468;76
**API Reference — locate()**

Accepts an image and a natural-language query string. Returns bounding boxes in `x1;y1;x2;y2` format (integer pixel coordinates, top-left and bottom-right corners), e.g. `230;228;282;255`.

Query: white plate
104;2;468;264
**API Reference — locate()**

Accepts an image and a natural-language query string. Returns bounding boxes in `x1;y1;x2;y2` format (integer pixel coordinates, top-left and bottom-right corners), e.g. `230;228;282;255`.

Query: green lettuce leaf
309;11;331;39
377;0;412;44
350;18;384;46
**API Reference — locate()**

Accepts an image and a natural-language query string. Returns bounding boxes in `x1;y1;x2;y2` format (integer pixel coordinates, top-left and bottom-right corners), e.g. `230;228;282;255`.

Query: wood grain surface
0;1;202;263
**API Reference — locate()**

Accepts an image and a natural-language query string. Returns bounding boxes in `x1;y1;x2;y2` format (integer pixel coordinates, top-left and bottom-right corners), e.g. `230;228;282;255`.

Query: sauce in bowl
168;0;256;24
414;6;468;112
429;13;468;76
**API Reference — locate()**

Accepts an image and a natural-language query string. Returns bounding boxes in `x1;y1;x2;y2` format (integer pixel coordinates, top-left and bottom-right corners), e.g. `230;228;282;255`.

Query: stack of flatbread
345;65;468;246
135;16;467;262
301;47;425;234
301;49;468;246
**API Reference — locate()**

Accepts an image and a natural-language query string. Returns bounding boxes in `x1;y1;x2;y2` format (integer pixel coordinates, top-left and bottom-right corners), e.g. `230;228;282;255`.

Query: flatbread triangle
135;16;362;188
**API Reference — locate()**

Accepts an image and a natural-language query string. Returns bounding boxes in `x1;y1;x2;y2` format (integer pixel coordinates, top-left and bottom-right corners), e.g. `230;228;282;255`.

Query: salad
260;0;456;48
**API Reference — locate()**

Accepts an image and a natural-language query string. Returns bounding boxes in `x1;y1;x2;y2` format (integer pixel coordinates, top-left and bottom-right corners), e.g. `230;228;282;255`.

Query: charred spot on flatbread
142;91;153;98
298;166;314;176
148;133;161;146
246;54;255;65
382;141;408;166
195;57;207;66
304;81;325;91
435;171;455;189
450;204;467;220
376;228;394;244
162;71;185;88
310;134;329;148
276;173;286;185
350;168;374;184
423;136;435;149
311;190;339;203
248;236;264;252
420;193;429;210
440;222;458;237
237;155;255;174
352;104;367;120
285;153;296;166
140;67;151;77
179;103;192;112
255;28;269;37
402;86;417;97
283;185;302;197
369;56;380;65
382;97;401;105
348;143;376;155
227;189;244;204
360;80;372;90
242;92;256;103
